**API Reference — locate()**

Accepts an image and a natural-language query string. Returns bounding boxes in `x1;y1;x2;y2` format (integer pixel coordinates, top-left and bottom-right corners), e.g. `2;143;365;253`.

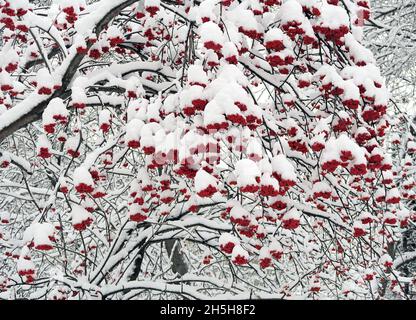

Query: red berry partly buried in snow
71;205;94;231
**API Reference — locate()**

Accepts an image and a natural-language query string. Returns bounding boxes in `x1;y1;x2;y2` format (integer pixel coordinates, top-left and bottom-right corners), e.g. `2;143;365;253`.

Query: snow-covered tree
366;0;416;296
0;0;414;299
367;0;416;101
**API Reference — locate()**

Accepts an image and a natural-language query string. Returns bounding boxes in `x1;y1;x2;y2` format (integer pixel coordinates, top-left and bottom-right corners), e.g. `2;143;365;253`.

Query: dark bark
165;239;188;276
127;240;147;281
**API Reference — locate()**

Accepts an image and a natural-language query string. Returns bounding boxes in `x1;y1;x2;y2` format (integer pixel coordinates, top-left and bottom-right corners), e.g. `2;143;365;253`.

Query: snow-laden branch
0;0;140;142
